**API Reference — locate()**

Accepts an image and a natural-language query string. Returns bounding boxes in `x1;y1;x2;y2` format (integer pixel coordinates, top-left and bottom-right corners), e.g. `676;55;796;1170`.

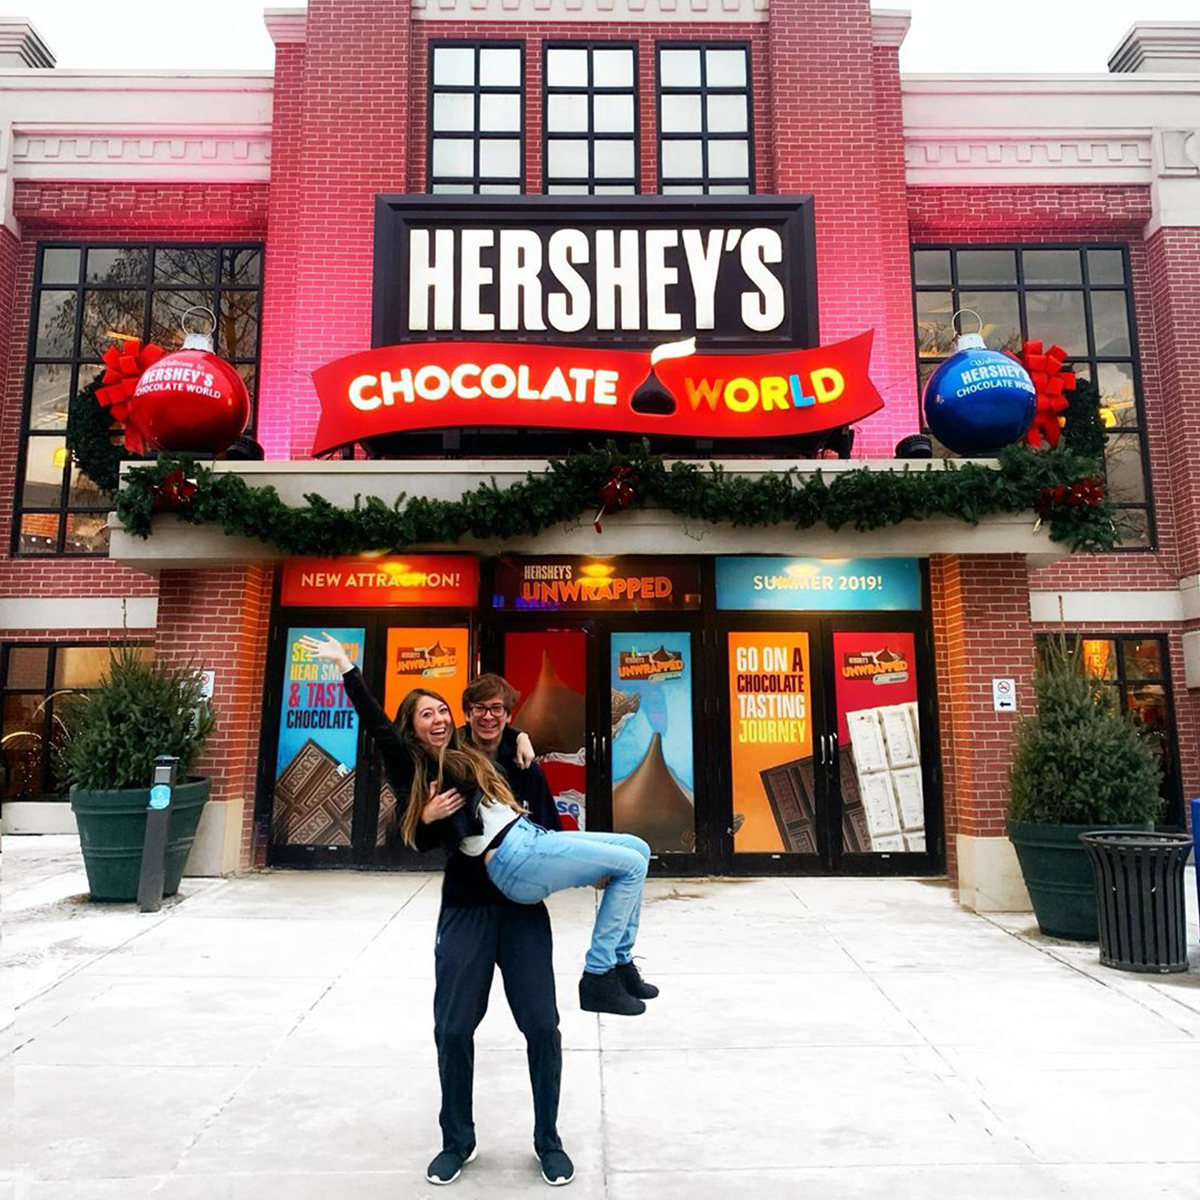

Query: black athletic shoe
579;967;646;1016
615;960;659;1000
537;1147;576;1186
426;1146;477;1185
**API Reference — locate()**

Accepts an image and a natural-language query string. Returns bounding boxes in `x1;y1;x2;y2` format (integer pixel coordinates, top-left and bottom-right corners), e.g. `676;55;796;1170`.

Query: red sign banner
310;333;883;454
280;556;479;608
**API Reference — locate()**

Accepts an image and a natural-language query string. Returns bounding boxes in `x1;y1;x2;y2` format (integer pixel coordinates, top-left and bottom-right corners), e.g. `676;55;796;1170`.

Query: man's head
462;673;519;752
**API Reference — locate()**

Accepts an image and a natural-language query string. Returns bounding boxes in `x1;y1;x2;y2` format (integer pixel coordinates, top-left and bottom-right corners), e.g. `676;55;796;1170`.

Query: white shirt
459;799;521;857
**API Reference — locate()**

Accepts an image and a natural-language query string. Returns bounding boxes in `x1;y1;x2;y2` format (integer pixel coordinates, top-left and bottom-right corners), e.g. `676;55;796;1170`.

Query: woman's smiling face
412;695;453;749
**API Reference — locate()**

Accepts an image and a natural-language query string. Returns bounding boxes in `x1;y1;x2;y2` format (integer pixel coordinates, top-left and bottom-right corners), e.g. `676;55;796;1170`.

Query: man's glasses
468;703;508;717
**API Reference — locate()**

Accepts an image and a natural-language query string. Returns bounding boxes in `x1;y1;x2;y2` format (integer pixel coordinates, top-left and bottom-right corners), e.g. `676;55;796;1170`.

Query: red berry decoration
151;468;199;514
593;465;639;533
1014;340;1077;450
125;309;249;455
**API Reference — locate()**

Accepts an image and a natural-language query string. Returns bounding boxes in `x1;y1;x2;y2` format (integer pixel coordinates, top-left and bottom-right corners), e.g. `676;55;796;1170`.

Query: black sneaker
426;1146;477;1185
615;960;659;1000
537;1147;575;1186
579;968;646;1016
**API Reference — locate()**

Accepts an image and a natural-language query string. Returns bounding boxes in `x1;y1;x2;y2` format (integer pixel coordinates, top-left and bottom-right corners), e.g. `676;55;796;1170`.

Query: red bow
1036;476;1105;519
151;468;198;514
593;465;639;533
1013;340;1076;450
97;336;165;454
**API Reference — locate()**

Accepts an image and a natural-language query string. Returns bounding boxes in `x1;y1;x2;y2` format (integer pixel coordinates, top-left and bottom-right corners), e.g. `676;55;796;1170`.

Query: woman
299;632;657;1017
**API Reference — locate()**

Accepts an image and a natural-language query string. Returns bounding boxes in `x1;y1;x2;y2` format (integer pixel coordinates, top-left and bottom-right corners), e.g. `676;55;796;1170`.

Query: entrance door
489;617;714;873
713;616;941;874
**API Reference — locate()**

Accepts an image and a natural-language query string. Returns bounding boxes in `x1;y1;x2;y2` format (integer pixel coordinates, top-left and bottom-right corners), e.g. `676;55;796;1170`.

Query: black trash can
1080;831;1194;974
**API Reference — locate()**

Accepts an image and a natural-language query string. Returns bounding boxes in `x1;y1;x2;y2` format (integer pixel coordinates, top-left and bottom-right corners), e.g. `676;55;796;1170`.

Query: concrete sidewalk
4;835;1199;1200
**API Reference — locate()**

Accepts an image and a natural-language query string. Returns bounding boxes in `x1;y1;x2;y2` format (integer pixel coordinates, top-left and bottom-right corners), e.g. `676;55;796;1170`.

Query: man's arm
526;761;562;832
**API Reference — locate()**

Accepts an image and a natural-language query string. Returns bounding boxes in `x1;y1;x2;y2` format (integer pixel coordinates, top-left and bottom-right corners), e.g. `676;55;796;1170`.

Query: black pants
433;902;563;1157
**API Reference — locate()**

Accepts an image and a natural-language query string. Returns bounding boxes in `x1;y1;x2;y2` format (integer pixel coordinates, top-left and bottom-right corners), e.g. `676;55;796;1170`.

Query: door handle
588;731;597;764
818;735;826;766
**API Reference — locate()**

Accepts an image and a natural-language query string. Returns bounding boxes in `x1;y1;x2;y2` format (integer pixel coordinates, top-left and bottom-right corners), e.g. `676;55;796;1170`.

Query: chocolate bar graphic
838;745;872;853
758;757;818;854
272;738;353;846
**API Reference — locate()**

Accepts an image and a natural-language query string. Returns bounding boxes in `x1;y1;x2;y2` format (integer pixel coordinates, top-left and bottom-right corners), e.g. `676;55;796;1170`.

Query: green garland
66;370;143;495
115;441;1117;554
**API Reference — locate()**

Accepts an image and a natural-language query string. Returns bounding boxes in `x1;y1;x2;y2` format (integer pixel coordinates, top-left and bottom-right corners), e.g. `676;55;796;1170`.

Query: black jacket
341;666;561;907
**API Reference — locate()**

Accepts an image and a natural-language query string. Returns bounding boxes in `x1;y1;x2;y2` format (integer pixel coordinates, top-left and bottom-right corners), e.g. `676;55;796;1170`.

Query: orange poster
383;627;471;725
727;631;813;854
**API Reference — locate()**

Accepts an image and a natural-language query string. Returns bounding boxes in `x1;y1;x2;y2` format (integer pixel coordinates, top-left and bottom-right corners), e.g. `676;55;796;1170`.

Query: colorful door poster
727;631;814;854
610;632;696;853
506;631;588;830
383;626;471;724
273;626;365;847
715;557;922;611
832;631;924;854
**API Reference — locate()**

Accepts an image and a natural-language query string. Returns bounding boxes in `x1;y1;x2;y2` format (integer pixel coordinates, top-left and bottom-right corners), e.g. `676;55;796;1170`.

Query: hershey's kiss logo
631;337;696;415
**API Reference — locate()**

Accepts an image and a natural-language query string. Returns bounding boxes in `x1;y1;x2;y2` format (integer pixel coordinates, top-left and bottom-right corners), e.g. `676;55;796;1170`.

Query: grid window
17;243;264;556
0;642;154;802
657;43;753;195
429;41;524;194
912;245;1152;548
1035;634;1183;826
544;43;638;195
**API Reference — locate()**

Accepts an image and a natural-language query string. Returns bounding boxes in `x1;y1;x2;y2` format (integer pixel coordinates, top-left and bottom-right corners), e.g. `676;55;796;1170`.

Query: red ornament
127;343;250;454
151;468;198;513
97;337;166;454
1012;340;1077;450
1036;476;1104;521
593;466;638;533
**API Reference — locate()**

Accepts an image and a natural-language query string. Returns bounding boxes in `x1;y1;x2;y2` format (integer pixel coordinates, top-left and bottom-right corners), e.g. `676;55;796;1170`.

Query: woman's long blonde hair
394;688;524;849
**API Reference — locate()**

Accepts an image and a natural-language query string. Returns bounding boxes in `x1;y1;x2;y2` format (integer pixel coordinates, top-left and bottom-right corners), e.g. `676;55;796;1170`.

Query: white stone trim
1180;575;1200;622
1109;22;1200;74
956;834;1031;914
264;8;307;44
1182;630;1200;690
870;10;911;49
0;596;158;631
412;0;768;21
0;18;54;69
184;797;245;877
1029;589;1187;625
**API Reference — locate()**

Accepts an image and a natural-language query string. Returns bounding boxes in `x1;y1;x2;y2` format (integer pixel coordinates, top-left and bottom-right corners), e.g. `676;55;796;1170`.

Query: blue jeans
486;818;651;975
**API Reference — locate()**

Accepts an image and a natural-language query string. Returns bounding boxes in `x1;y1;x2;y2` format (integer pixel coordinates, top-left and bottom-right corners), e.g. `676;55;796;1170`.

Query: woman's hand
297;632;354;674
515;731;536;769
422;787;465;825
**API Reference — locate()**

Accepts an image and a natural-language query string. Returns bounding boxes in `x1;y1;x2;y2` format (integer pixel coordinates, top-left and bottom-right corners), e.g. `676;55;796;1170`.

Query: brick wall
930;553;1036;881
907;184;1185;596
154;565;274;867
0;181;268;605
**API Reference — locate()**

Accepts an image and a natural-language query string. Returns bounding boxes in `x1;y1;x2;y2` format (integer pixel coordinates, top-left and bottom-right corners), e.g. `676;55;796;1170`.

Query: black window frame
427;39;526;195
16;241;264;558
1034;632;1185;827
0;640;155;802
911;243;1154;550
542;40;640;195
655;40;755;196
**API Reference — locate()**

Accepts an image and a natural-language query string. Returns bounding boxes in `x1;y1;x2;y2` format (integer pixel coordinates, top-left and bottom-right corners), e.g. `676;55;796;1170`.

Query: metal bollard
137;756;178;913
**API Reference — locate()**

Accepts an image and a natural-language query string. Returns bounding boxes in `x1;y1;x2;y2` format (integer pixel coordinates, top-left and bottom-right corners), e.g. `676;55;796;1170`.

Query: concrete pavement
4;834;1199;1199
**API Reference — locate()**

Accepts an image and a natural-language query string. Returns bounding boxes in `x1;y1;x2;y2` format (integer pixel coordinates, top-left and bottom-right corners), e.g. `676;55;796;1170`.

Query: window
18;243;264;556
657;43;753;195
1035;634;1184;826
428;41;524;194
0;643;153;802
544;43;638;195
912;246;1152;547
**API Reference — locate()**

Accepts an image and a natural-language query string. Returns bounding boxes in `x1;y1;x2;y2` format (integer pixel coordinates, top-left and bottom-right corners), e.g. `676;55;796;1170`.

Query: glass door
825;617;942;873
606;627;702;863
715;619;827;873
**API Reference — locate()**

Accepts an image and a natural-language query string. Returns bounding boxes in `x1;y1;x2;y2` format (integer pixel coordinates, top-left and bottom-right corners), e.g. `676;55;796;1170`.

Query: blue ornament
922;333;1036;455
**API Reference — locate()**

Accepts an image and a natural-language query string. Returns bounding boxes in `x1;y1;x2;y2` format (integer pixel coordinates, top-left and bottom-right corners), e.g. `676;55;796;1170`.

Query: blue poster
275;626;365;777
715;557;922;612
610;632;696;853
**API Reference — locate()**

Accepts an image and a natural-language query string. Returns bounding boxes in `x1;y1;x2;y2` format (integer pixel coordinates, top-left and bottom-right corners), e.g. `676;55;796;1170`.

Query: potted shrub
1007;634;1162;940
58;647;215;902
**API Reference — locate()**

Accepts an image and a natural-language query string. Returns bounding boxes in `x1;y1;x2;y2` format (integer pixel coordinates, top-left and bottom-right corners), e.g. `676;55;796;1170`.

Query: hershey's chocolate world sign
372;195;818;348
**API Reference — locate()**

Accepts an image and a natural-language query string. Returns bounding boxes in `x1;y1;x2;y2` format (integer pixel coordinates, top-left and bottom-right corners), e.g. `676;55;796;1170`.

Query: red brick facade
4;0;1197;884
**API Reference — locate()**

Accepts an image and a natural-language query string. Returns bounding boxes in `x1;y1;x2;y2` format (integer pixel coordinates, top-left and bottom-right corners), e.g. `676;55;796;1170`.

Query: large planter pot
1007;818;1152;941
71;777;211;902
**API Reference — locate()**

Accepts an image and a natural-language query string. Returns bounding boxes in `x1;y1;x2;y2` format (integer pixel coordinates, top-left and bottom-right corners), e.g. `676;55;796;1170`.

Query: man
419;673;574;1189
